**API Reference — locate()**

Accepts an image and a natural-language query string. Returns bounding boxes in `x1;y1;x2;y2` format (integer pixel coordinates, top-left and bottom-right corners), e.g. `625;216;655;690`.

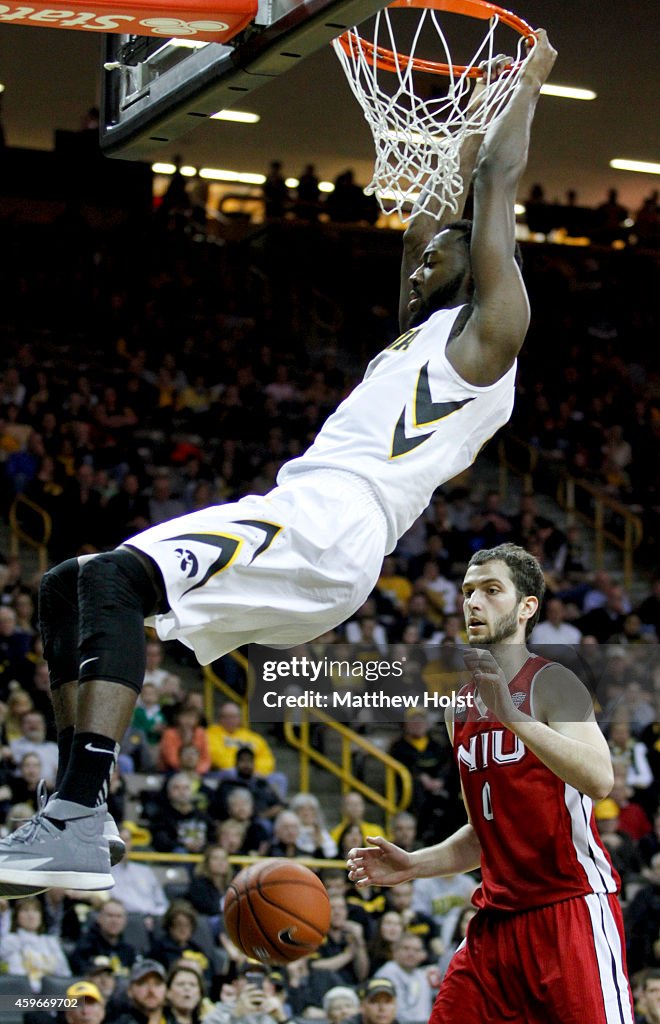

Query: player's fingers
479;56;511;75
477;54;511;79
363;835;390;850
347;844;376;859
527;28;540;44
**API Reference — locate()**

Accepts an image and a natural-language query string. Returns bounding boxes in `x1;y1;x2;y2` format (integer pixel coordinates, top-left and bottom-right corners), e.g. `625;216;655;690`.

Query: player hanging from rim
0;32;556;895
347;542;634;1024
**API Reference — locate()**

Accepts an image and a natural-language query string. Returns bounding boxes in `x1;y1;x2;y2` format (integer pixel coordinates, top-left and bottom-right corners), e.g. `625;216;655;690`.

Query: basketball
223;859;331;965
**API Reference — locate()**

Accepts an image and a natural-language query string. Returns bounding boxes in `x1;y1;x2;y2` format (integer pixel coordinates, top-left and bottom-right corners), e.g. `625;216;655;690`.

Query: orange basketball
224;859;331;965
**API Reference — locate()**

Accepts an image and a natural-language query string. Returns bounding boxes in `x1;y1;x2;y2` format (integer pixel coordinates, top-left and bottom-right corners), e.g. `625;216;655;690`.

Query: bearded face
407;228;472;327
408;268;468;327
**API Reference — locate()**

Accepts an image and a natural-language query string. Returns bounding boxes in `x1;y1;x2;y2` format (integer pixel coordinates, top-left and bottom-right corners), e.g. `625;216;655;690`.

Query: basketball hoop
332;0;535;222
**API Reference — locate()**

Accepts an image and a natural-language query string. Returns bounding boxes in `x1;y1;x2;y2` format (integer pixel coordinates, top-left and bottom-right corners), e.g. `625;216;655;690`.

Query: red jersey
453;654;619;912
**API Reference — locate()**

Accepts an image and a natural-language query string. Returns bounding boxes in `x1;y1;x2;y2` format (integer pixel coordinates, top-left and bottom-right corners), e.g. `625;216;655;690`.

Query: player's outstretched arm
347;827;481;888
397;59;509;332
398;134;481;331
448;29;557;385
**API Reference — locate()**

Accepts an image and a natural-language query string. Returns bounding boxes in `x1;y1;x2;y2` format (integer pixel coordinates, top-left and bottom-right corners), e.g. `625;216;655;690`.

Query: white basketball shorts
126;469;388;664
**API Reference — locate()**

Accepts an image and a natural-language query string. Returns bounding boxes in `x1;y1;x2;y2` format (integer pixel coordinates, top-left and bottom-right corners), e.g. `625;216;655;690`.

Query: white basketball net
332;8;531;222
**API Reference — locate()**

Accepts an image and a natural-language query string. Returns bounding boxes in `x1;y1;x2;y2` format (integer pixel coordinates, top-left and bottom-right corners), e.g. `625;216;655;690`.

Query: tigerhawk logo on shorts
161;520;282;595
174;548;199;577
390;361;475;459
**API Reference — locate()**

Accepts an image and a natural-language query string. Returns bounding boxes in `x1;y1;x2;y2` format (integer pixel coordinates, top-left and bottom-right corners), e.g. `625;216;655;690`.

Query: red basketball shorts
430;892;634;1024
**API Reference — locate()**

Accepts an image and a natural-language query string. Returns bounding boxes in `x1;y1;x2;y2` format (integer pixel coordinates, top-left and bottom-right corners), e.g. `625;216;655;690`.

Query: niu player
348;543;633;1024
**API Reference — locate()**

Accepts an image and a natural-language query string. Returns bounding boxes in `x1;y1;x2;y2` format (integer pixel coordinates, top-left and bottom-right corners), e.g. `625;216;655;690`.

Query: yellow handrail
129;850;347;869
203;659;251;726
284;707;412;834
557;475;643;588
203;662;408;832
8;495;52;573
498;435;643;589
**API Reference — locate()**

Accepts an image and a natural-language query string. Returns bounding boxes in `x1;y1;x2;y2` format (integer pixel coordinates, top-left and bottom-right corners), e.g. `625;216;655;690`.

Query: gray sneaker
0;798;113;891
0;781;50;899
104;815;126;867
49;788;125;867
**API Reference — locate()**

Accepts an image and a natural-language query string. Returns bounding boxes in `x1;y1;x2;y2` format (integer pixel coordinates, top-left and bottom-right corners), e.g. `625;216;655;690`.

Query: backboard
100;0;389;160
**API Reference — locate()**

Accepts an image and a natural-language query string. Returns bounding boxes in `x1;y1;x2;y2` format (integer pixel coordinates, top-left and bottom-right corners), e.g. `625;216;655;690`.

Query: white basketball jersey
278;305;516;550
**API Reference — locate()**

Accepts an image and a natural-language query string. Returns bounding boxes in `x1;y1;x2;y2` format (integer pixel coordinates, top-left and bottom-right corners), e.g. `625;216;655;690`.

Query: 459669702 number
0;997;80;1011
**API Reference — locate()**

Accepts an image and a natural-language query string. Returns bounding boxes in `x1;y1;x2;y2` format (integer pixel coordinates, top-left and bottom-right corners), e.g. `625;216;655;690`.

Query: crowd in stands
1;566;660;1020
257;163;380;226
157;157;660;247
0;206;658;562
0;180;658;1021
166;155;660;248
522;184;660;249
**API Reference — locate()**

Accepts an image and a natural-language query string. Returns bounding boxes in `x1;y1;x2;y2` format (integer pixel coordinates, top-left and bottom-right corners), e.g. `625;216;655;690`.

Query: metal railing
203;658;250;726
129;850;346;870
498;435;643;589
9;495;52;573
203;661;411;832
284;707;412;833
557;475;643;589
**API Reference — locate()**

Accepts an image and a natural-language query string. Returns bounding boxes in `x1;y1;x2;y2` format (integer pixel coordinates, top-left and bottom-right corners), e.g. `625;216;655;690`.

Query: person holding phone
205;963;294;1024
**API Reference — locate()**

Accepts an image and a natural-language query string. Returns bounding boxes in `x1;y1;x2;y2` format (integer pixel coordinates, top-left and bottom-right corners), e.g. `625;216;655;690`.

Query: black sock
55;726;75;789
57;732;118;808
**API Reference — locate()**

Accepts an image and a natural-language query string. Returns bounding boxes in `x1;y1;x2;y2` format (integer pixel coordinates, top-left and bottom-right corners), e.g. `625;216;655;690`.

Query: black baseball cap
88;956;115;975
360;979;396;1001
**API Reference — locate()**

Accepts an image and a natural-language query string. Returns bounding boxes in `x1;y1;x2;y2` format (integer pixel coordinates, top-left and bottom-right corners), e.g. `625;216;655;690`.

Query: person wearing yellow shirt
330;791;384;845
376;556;413;614
206;702;275;776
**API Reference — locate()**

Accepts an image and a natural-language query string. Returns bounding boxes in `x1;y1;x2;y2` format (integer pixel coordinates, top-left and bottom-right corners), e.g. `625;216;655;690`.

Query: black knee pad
77;549;161;694
39;558;80;690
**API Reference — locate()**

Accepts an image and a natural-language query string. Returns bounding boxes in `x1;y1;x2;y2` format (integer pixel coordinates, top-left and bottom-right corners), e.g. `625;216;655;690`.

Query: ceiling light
515;204;525;215
610;158;660;175
199;168;266;184
152;162;176;175
0;84;5;93
540;84;596;101
319;181;335;193
210;109;260;123
285;178;299;188
180;166;197;177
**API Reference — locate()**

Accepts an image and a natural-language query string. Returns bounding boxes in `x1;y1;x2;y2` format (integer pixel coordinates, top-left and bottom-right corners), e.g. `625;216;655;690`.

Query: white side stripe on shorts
564;785;617;894
583;892;634;1024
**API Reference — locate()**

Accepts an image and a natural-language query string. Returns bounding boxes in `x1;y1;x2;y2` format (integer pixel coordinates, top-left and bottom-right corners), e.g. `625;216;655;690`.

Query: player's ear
519;595;538;622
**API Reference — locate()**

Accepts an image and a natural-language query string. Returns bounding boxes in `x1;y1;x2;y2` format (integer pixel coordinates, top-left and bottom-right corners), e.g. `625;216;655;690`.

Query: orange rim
336;0;535;77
